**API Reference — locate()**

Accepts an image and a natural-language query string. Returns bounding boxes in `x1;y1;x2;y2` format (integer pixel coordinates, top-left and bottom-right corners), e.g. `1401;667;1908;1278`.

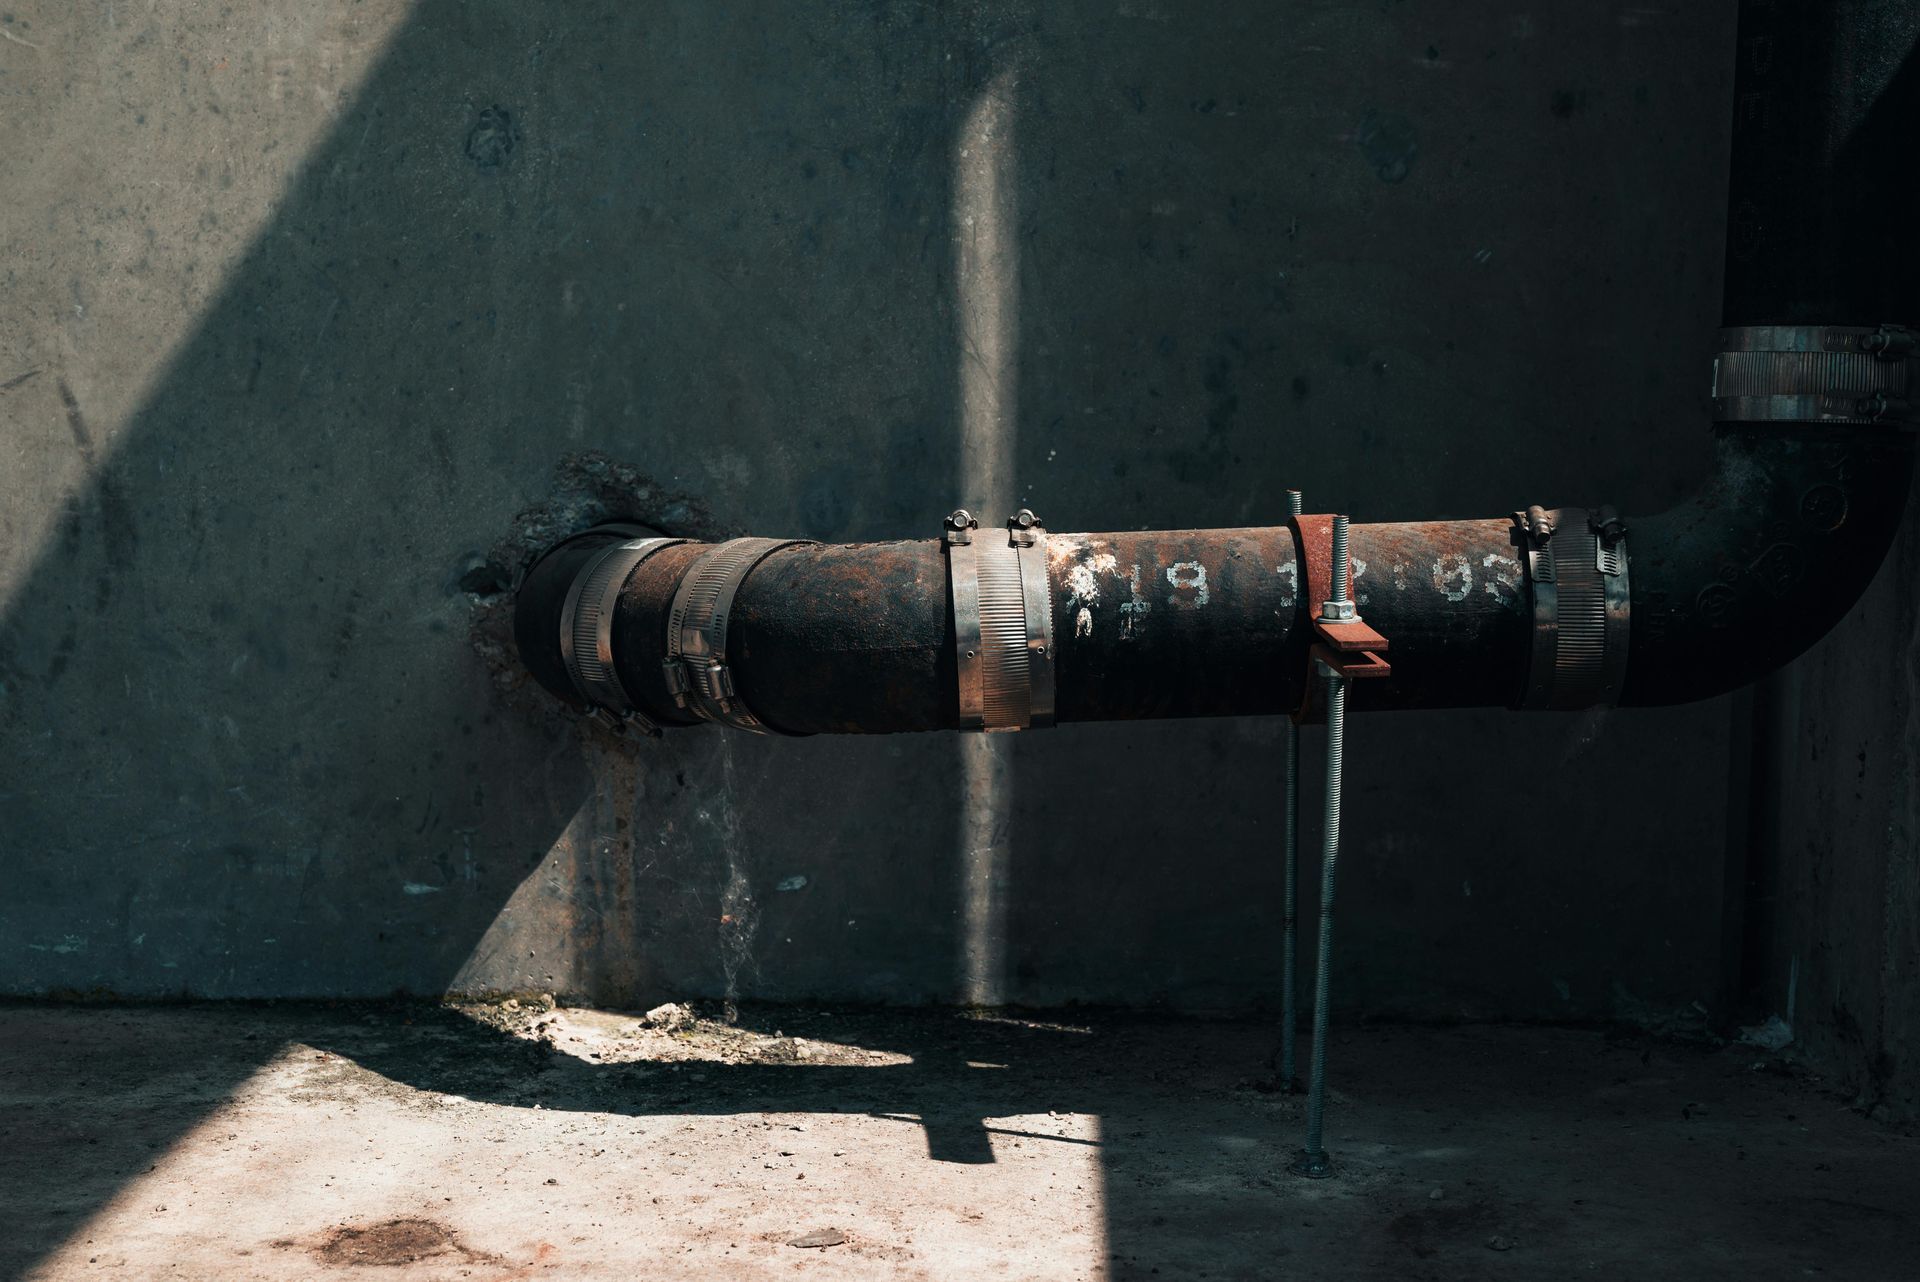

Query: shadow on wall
0;0;1741;1025
0;1;1010;1007
0;8;997;1264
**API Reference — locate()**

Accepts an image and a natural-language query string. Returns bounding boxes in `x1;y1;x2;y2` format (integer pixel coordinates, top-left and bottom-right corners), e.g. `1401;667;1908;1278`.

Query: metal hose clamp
1713;324;1919;426
559;534;689;736
663;536;813;734
1515;505;1630;710
944;508;1056;731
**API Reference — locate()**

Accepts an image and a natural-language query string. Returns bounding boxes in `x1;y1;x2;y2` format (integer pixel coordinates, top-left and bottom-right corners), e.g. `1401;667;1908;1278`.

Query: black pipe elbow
1621;425;1916;705
1618;0;1920;701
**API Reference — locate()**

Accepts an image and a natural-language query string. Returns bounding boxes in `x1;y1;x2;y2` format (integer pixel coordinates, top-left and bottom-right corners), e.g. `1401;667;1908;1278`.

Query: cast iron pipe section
515;521;1527;735
513;0;1916;738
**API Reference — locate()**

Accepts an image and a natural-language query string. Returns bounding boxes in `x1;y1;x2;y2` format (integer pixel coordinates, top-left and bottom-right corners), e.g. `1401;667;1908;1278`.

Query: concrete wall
2;1;1742;1021
1745;463;1920;1122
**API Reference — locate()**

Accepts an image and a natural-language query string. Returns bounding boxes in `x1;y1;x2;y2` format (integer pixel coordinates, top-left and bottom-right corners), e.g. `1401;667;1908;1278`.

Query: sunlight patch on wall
447;795;595;1001
952;66;1021;1007
449;749;644;1002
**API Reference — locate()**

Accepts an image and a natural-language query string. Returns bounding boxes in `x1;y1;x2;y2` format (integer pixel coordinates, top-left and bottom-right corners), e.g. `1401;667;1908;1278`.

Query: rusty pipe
514;518;1538;735
514;441;1910;732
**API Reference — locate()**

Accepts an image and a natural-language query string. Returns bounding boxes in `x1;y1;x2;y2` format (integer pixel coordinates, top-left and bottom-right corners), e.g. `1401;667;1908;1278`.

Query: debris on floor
312;1217;483;1268
642;1002;695;1030
1738;1013;1796;1051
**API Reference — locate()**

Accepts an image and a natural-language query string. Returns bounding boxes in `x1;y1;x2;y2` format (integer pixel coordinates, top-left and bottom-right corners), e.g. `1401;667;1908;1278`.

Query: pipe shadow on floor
184;1004;1920;1279
12;1003;1920;1281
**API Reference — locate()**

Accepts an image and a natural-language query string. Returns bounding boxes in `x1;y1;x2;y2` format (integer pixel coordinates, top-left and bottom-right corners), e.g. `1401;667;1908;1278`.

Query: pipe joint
558;534;689;737
1516;506;1632;711
1713;324;1920;427
664;537;817;735
945;509;1057;732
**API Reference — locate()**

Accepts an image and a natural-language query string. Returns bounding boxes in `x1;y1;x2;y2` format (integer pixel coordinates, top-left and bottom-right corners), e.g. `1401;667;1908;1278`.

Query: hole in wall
464;450;723;728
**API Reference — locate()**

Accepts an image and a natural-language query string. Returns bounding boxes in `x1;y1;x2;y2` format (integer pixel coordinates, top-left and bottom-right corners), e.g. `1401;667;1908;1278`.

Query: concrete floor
3;1004;1915;1280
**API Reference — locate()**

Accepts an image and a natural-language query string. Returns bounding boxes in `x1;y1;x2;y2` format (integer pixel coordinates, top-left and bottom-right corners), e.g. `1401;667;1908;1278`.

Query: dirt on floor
2;1001;1915;1281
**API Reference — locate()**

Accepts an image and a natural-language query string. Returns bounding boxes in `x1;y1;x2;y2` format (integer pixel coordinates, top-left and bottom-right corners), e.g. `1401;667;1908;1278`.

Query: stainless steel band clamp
560;534;690;736
1514;505;1630;710
1713;324;1920;426
663;536;814;735
943;508;1056;732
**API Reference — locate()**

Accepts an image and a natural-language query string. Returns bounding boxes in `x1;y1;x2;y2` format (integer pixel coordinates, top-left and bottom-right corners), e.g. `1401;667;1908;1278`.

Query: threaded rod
1329;515;1351;605
1295;509;1352;1180
1300;672;1346;1171
1280;488;1304;1087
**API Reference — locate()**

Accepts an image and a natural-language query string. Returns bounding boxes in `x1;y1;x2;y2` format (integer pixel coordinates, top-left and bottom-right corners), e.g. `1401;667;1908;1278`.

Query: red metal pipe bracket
1288;513;1391;724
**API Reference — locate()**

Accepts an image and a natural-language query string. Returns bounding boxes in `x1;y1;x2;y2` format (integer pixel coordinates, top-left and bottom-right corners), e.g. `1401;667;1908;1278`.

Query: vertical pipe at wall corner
1718;0;1920;1029
953;64;1020;1007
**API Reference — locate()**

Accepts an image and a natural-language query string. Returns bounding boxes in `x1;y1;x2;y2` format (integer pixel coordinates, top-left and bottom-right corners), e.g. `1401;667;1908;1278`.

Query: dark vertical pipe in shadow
1721;0;1920;1013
